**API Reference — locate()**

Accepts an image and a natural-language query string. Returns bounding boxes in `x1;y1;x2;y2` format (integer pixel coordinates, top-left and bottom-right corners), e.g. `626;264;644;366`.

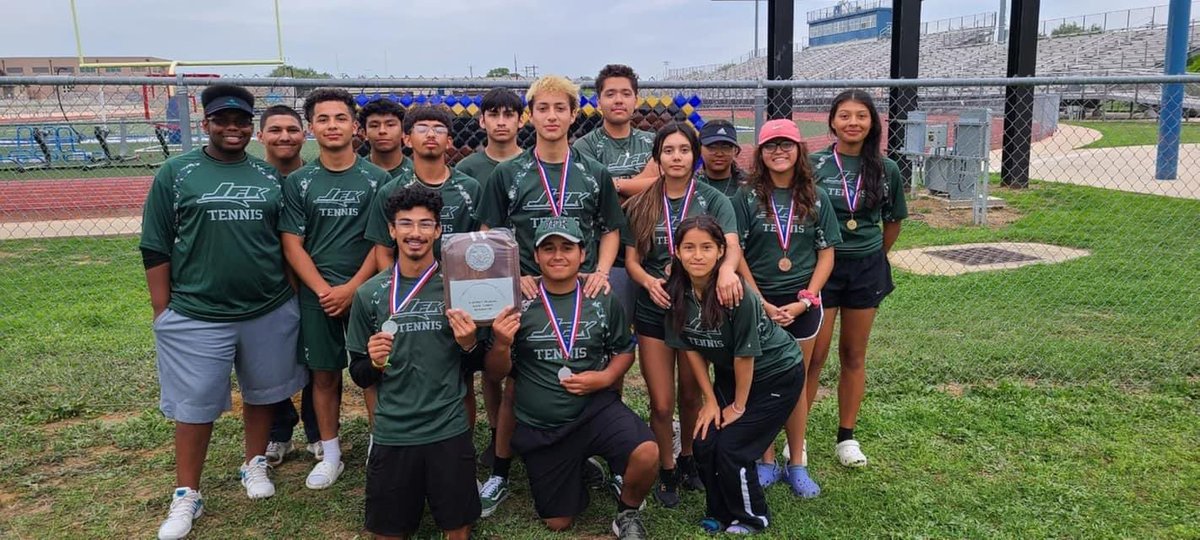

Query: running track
0;176;152;222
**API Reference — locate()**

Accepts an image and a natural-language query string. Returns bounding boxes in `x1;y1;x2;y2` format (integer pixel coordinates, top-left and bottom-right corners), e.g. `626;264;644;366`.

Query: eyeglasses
762;140;798;153
393;219;438;231
411;125;449;135
207;115;253;128
705;143;738;154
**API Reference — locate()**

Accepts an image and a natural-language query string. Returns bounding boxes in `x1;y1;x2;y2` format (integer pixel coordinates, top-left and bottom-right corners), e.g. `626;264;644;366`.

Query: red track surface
0;176;151;222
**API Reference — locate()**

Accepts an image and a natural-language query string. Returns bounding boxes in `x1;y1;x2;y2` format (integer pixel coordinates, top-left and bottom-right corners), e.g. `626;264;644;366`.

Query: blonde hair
525;75;580;112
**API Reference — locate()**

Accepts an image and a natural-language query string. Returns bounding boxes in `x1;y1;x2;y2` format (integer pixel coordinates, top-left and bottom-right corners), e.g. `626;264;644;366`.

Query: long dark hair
749;137;817;225
666;215;728;335
828;89;885;210
624;122;700;255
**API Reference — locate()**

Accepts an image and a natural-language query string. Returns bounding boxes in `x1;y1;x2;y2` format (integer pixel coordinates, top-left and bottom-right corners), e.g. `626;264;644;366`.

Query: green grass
1067;120;1200;149
1;180;1199;538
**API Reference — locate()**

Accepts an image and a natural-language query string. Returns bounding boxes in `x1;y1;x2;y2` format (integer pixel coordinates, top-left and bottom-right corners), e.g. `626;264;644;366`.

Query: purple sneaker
755;461;785;488
786;465;820;498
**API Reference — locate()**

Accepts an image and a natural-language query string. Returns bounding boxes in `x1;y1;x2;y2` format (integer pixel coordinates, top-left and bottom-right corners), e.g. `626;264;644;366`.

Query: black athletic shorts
365;431;481;535
511;391;654;519
762;292;824;341
632;287;667;341
821;250;895;309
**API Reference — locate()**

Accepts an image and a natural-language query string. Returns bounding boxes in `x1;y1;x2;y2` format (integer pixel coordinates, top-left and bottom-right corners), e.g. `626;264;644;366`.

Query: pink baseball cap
757;119;803;146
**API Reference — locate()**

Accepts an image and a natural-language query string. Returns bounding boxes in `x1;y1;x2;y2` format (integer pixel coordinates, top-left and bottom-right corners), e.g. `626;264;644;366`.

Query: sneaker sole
479;492;509;518
305;462;345;490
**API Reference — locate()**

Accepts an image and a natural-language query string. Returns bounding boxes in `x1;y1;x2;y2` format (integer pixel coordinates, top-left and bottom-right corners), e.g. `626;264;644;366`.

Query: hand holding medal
374;259;440;369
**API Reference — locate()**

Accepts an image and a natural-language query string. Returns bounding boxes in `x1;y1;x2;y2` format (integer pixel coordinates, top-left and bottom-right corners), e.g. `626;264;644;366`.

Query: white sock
321;437;341;464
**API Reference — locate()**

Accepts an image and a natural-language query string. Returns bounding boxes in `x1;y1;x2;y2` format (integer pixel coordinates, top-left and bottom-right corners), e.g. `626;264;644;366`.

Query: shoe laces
618;510;647;537
243;459;270;484
167;492;199;521
480;476;505;498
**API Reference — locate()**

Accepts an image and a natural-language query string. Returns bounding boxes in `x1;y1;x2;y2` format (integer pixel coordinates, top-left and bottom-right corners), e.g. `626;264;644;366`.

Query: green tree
1051;22;1104;37
486;67;512;78
268;64;332;79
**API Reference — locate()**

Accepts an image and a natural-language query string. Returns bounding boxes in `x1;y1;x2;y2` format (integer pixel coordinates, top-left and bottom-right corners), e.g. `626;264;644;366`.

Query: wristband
797;289;821;307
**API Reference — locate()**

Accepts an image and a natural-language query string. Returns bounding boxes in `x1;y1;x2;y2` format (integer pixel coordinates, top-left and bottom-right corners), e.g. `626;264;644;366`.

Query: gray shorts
154;297;308;423
608;266;638;330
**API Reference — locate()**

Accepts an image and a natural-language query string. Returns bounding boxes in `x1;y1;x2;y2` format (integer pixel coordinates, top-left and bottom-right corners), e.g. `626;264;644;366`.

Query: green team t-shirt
809;148;908;258
665;284;802;382
571;126;655;179
455;150;500;184
732;186;843;296
345;267;472;446
140;148;292;322
280;156;386;305
696;167;747;199
476;149;626;276
510;286;634;429
364;168;481;256
384;156;414;178
621;181;738;281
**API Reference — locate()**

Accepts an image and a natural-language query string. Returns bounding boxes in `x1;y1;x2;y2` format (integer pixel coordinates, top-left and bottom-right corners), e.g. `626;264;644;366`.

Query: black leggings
693;363;803;530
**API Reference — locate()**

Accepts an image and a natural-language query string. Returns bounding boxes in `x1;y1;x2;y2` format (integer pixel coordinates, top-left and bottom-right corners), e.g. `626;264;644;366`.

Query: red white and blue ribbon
662;178;696;256
539;280;582;361
770;193;796;254
832;142;862;213
390;260;439;315
534;148;571;217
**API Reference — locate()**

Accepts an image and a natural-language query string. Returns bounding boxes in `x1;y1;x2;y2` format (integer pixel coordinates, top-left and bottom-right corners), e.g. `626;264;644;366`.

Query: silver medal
381;319;398;336
557;366;573;381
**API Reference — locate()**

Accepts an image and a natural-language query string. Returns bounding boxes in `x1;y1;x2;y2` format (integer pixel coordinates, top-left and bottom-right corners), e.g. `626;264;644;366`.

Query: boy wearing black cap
143;84;308;540
485;217;656;539
697;119;746;198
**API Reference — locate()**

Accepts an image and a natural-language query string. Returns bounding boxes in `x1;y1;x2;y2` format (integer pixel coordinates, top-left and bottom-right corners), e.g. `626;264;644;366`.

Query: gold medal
778;257;792;272
846;218;858;231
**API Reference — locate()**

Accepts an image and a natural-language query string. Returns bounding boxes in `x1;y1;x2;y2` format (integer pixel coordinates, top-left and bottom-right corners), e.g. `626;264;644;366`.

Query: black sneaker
612;509;648;539
583;456;608;490
653;467;681;508
677;455;704;491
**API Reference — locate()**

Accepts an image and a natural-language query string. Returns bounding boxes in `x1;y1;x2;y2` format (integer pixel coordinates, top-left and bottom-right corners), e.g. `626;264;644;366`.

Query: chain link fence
1;74;1197;387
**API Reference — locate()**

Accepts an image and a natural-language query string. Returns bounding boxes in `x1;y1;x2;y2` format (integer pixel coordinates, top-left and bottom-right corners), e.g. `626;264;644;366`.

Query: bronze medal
846;218;858;231
778;257;792;272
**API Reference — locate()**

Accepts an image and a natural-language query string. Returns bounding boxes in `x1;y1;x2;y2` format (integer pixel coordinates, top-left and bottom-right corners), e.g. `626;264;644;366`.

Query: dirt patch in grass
907;197;1024;229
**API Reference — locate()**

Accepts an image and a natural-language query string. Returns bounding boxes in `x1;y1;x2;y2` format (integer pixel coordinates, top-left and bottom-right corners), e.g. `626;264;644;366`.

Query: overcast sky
3;0;1186;78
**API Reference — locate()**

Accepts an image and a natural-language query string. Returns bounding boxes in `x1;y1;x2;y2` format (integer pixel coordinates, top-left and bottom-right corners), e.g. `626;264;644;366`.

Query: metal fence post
176;83;192;154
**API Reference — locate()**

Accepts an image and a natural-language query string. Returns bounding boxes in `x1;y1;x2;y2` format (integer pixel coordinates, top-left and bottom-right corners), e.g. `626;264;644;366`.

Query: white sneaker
782;438;809;467
157;487;203;540
305;460;345;490
239;456;276;499
306;442;324;460
835;440;868;468
265;440;293;466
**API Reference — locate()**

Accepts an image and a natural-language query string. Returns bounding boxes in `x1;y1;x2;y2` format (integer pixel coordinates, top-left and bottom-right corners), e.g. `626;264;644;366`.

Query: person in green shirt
807;89;908;469
572;64;659;332
475;74;627;518
662;216;805;536
258;105;324;467
346;186;484;540
281;88;388;491
696;119;747;198
143;84;308;540
364;105;481;271
485;217;656;539
733;119;843;498
358;98;413;178
622;122;742;507
455;87;525;184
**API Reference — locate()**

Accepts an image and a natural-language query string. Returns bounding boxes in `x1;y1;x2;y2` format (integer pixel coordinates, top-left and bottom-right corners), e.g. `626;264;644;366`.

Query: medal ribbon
662;178;696;257
770;192;796;254
832;142;863;214
390;260;439;315
534;148;571;217
539;280;583;362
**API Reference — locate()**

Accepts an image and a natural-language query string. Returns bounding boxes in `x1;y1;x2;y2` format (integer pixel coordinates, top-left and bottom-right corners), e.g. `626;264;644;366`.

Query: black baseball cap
201;84;255;117
699;120;738;146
